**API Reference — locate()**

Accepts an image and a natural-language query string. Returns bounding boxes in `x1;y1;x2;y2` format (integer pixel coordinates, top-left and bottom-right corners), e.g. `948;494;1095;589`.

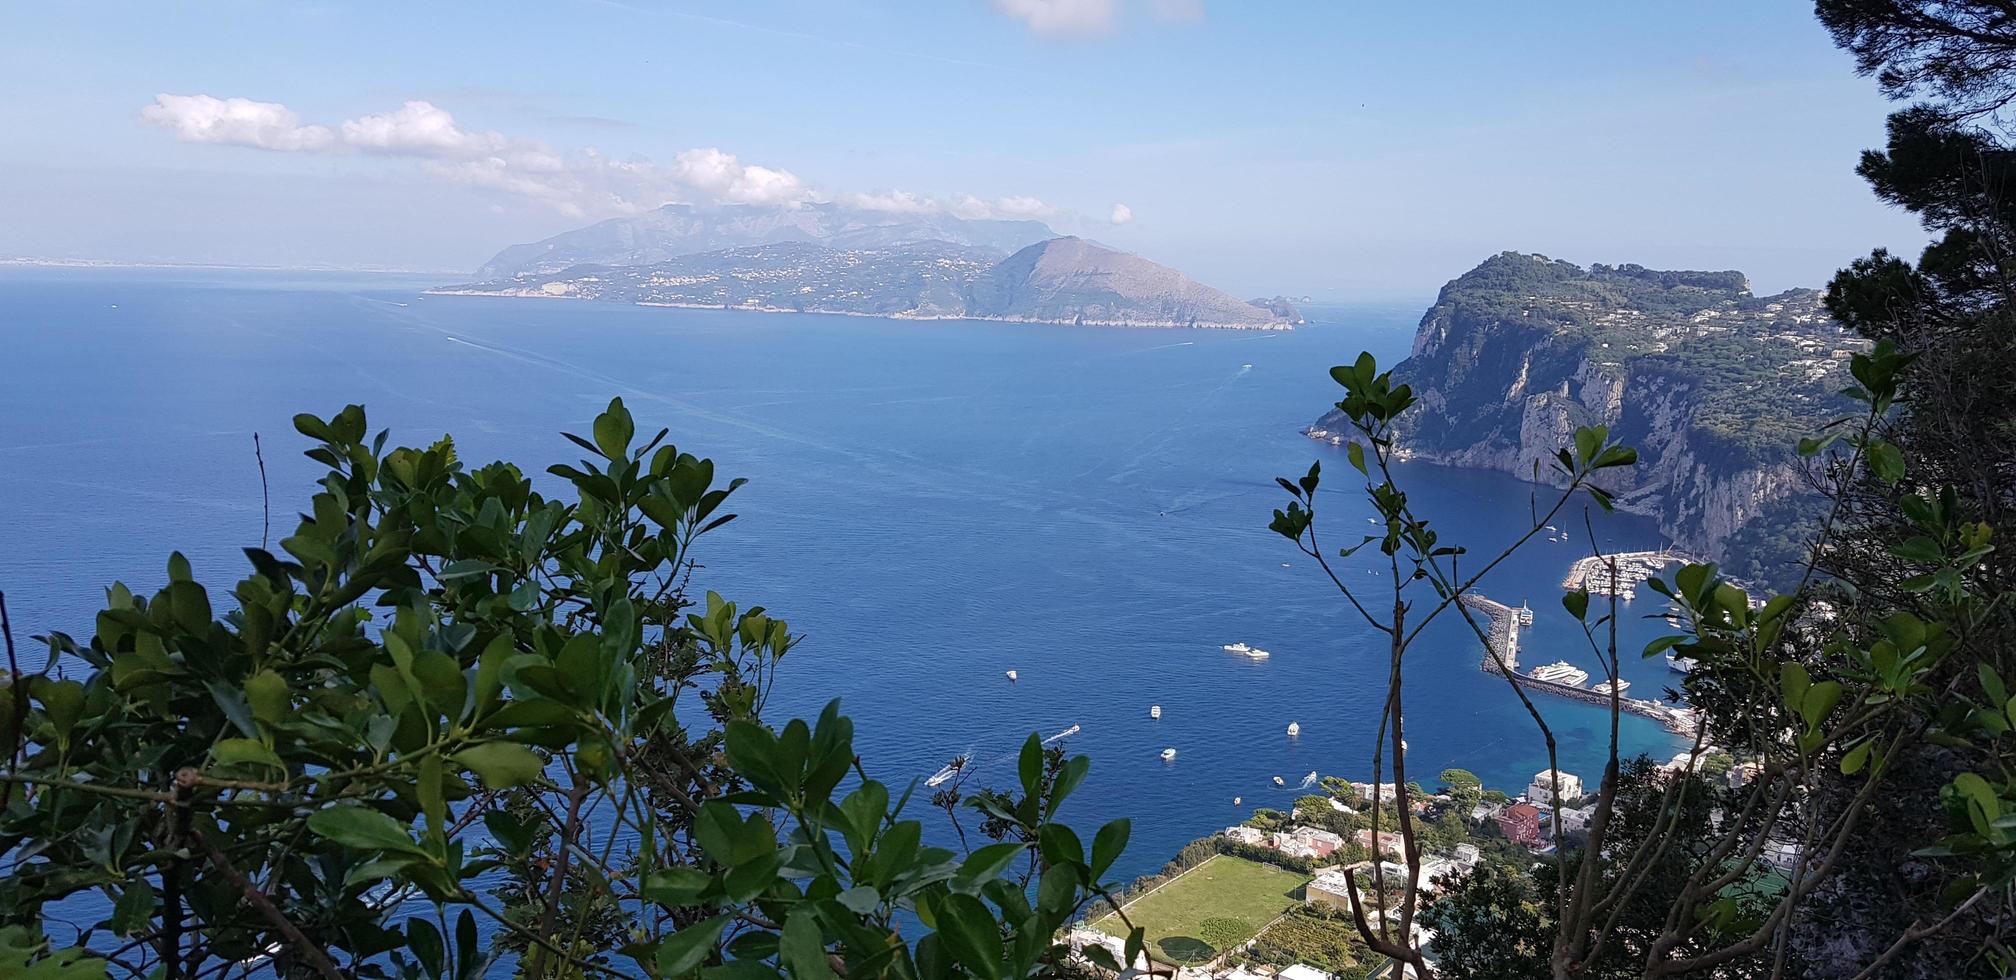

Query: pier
1460;592;1695;736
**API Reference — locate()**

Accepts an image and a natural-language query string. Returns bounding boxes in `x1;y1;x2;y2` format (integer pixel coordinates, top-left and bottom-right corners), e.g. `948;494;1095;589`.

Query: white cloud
341;101;504;156
138;94;1078;225
141;94;334;151
671;148;812;205
1109;202;1134;224
990;0;1116;38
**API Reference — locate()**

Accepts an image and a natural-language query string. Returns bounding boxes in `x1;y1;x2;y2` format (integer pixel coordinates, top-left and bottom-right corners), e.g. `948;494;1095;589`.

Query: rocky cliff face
1309;253;1867;558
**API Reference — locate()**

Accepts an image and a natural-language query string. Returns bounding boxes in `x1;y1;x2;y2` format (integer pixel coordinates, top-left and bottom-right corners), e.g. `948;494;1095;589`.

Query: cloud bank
140;93;1057;221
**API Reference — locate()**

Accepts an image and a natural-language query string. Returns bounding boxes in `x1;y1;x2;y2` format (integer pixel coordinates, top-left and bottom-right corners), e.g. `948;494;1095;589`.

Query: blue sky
0;1;1930;297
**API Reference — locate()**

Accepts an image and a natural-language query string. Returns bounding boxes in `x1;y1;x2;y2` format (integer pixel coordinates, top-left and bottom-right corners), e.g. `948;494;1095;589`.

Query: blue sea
0;268;1683;917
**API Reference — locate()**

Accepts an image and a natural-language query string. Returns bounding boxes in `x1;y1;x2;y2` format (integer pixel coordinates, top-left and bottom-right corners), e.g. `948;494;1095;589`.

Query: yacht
1592;678;1631;697
1222;642;1252;654
926;756;968;787
1272;775;1286;787
1150;704;1162;719
1666;652;1694;675
1005;669;1018;681
1530;661;1591;687
1161;747;1178;761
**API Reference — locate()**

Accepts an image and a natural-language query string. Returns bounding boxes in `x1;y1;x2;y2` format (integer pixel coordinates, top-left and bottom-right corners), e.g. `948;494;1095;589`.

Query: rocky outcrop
1308;252;1866;559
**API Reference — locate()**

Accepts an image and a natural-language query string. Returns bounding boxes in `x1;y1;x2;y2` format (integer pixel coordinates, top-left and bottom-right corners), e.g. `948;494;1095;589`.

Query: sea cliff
1310;253;1867;559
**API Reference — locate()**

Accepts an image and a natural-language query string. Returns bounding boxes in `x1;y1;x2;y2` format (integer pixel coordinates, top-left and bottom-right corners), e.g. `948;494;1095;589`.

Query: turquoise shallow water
0;267;1683;929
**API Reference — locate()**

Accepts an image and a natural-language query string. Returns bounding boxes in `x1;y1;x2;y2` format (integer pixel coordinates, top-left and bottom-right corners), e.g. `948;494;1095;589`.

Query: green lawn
1092;855;1311;965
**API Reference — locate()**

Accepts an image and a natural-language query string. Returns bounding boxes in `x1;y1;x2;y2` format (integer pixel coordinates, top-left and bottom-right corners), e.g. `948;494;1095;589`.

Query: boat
1272;775;1286;787
1300;771;1318;788
1286;721;1301;736
1005;669;1018;681
1666;652;1693;675
1544;525;1558;531
1233;796;1242;806
1150;704;1162;719
1222;642;1252;654
926;756;968;787
1042;724;1080;745
1366;517;1380;525
1161;748;1178;761
1531;661;1591;686
1592;678;1631;697
1246;647;1272;659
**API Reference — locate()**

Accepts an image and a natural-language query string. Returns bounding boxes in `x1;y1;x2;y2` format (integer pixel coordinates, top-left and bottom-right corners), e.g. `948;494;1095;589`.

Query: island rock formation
1310;253;1868;559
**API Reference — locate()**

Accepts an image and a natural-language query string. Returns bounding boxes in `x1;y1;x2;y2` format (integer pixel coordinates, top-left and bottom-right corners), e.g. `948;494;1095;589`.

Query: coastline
423;287;1295;331
1460;593;1697;736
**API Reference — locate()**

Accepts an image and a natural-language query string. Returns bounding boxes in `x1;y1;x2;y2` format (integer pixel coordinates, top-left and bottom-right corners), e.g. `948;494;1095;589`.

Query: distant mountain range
439;203;1295;330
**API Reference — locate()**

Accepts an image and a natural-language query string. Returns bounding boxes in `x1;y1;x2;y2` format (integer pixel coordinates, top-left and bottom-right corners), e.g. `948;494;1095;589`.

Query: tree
1439;768;1483;805
1418;861;1549;980
0;401;1142;979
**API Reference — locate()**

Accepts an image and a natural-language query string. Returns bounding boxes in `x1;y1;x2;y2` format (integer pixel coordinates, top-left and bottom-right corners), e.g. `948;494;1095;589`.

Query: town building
1525;769;1584;805
1495;802;1543;846
1727;760;1762;789
1290;826;1346;857
1223;826;1266;846
1354;828;1406;858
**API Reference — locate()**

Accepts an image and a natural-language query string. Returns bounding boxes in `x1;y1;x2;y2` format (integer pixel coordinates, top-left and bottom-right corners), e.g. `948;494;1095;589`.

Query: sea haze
0;268;1685;888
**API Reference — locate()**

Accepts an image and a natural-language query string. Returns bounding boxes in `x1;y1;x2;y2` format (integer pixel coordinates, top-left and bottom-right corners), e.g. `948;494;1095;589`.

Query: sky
0;1;1934;298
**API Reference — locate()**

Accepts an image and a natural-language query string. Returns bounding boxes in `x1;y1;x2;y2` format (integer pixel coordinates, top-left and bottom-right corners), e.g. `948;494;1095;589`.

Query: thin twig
253;433;270;550
190;830;344;980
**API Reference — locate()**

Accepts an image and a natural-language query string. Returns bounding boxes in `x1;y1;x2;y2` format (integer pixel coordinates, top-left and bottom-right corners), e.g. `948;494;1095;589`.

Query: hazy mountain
968;237;1288;328
437;235;1294;330
476;202;1057;279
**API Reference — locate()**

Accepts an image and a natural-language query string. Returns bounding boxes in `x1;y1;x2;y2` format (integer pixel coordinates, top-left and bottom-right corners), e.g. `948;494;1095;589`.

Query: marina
1559;549;1687;599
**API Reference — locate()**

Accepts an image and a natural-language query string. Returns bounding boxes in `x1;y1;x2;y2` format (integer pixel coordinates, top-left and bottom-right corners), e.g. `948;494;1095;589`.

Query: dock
1460;592;1695;736
1559;550;1687;599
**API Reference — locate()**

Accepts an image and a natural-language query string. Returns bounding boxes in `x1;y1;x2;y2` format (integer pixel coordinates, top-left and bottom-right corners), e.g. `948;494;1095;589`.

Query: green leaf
1562;589;1589;622
1017;733;1043;798
641;867;714;907
453;742;545;789
306;805;428;856
780;907;836;980
934;893;1005;980
1346;441;1367;475
1867;439;1905;485
656;914;731;976
1840;741;1871;776
31;678;86;738
109;882;155;937
243;669;289;726
1090;818;1130;879
209;738;284;773
836;885;881;915
594;397;636;460
955;843;1026;888
1779;662;1811;711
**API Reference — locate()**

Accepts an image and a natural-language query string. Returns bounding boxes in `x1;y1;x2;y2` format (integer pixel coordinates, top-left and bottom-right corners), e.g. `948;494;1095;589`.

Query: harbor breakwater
1459;594;1695;736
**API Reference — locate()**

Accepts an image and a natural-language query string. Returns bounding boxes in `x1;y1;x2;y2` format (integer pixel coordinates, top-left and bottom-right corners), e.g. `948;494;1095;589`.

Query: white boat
1005;669;1018;681
1150;704;1162;719
1222;642;1252;654
1544;525;1558;531
238;943;285;968
1286;721;1301;736
1272;775;1286;786
1666;652;1693;675
1233;796;1242;806
1531;661;1591;686
1366;517;1380;525
1161;748;1178;761
1042;724;1080;745
1592;678;1631;697
1299;771;1318;788
926;757;968;787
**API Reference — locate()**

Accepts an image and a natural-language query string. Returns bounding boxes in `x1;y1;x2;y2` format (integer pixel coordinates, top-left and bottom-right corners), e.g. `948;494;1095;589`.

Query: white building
1280;965;1335;980
1558;804;1597;835
1224;826;1266;846
1526;769;1584;805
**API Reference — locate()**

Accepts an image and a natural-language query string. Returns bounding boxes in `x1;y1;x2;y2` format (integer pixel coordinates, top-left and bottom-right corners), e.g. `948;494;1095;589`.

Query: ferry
926;756;968;787
1530;661;1591;687
1592;678;1631;697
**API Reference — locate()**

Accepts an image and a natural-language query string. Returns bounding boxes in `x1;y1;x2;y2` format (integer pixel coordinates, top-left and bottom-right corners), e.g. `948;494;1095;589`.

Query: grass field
1092;855;1310;965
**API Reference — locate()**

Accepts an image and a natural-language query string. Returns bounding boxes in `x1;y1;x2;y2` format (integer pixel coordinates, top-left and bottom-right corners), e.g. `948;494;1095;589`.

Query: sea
0;267;1684;934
